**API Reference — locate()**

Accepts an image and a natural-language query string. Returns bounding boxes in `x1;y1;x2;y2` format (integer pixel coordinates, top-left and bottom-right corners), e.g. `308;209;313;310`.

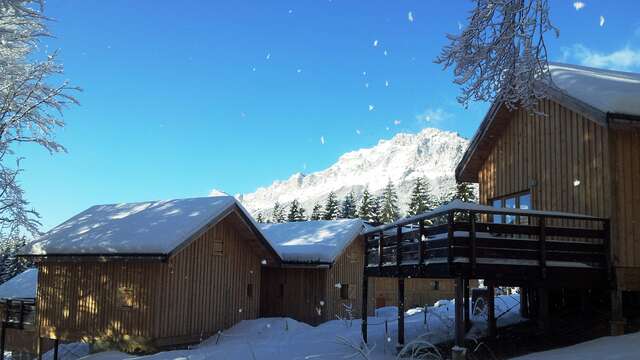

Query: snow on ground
80;295;523;360
512;331;640;360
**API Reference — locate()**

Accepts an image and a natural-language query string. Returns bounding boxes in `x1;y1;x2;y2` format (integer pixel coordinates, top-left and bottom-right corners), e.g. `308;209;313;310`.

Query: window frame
489;191;532;225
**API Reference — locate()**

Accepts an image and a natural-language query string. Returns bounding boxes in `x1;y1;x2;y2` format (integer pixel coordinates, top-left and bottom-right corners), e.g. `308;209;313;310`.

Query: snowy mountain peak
233;127;469;217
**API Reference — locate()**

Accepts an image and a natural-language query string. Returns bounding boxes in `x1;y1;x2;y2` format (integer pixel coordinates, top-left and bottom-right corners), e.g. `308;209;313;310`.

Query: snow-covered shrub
396;336;444;360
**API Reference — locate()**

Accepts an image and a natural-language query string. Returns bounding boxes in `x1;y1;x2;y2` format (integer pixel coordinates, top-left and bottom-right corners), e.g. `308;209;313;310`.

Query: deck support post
463;278;471;332
53;338;59;360
37;337;43;360
397;277;405;350
362;274;368;343
537;287;550;334
0;322;6;360
520;287;529;318
487;281;496;339
454;276;465;347
610;289;626;336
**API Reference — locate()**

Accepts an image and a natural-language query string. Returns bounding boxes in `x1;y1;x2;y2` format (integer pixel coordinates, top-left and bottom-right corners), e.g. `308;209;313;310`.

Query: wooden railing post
539;216;547;280
378;231;384;269
447;212;455;270
396;225;403;271
469;212;477;275
361;273;368;343
418;220;425;266
603;219;612;280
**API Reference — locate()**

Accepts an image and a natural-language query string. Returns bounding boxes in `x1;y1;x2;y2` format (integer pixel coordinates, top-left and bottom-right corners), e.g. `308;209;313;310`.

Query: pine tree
323;192;340;220
256;213;265;223
358;188;375;222
287;200;306;222
407;177;436;216
310;203;323;221
380;180;400;224
340;191;358;219
272;202;286;223
370;195;383;225
452;182;477;203
0;237;31;284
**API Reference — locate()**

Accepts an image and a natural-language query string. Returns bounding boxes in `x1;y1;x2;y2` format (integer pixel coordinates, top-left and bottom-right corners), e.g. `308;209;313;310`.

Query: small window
432;280;440;290
340;284;349;300
213;238;224;256
247;283;253;298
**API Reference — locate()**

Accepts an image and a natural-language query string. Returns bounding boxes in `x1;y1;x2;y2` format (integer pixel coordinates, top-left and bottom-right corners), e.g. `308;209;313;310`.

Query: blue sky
19;0;640;230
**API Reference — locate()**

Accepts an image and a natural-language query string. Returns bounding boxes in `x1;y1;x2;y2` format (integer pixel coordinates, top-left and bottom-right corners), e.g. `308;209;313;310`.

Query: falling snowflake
368;105;375;111
334;283;342;288
383;49;388;56
320;300;325;306
385;80;390;87
252;66;256;72
261;259;267;265
320;136;325;145
385;126;390;131
457;21;463;30
573;179;581;187
408;11;414;22
364;82;369;88
240;112;247;118
297;68;302;73
288;9;293;14
394;119;401;125
573;1;585;10
362;71;367;76
266;53;271;60
266;323;271;328
599;16;605;27
356;129;361;135
373;39;379;47
238;308;243;313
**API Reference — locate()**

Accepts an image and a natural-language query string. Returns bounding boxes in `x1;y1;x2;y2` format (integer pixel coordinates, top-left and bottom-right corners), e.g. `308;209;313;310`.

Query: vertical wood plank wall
610;128;640;289
152;212;263;346
372;278;460;309
37;261;159;343
259;267;327;325
477;98;610;230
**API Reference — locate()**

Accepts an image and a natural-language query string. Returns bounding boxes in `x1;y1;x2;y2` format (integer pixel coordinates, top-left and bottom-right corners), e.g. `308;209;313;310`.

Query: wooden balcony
363;200;610;288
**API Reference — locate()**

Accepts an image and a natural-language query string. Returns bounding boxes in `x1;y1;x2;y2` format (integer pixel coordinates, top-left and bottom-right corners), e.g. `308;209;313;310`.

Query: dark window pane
505;197;516;224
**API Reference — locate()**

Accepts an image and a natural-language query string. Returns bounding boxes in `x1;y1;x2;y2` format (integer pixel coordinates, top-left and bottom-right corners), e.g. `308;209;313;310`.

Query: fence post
362;274;368;343
447;212;455;271
418;220;425;266
539;216;547;280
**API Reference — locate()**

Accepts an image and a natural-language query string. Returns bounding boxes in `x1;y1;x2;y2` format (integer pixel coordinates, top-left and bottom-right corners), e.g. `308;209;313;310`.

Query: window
432;280;440;290
247;283;253;298
340;284;349;300
491;192;531;225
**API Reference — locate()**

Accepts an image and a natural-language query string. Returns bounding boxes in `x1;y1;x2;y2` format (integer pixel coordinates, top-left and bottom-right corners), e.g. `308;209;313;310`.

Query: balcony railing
363;200;610;277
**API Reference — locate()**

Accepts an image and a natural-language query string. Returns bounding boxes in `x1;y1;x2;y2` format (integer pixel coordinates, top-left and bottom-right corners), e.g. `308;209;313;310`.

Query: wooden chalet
361;62;640;351
19;196;280;353
258;219;375;325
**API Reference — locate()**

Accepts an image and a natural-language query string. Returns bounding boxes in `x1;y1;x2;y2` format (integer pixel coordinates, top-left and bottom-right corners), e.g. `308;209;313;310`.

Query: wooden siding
373;278;463;309
325;236;375;321
477;98;610;221
36;210;267;348
610;128;640;287
151;212;263;346
259;267;326;325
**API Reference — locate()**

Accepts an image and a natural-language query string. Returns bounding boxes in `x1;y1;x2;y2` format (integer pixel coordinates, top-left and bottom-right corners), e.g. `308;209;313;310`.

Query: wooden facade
260;236;375;325
373;278;474;309
35;210;277;350
459;98;640;291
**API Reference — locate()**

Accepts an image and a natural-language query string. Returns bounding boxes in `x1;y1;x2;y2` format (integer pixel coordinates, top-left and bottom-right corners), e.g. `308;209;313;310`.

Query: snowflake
573;1;585;10
385;80;390;87
320;136;325;145
373;39;379;47
364;82;369;88
297;68;302;73
599;16;605;27
394;119;401;125
383;49;388;56
573;179;581;187
261;259;267;265
368;105;375;111
408;11;414;22
355;129;361;135
266;53;271;60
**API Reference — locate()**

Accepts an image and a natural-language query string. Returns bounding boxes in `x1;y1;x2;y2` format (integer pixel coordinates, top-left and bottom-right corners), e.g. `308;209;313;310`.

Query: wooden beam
362;274;369;343
463;278;471;332
455;277;465;346
397;278;405;348
487;281;497;339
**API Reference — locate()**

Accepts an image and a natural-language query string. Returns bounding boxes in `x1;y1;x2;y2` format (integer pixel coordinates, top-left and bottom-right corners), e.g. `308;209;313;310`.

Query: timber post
610;289;626;336
454;276;465;347
539;217;547;280
397;277;405;349
520;287;529;318
53;338;59;360
0;321;5;360
362;235;369;343
463;278;470;332
38;337;43;360
487;281;496;339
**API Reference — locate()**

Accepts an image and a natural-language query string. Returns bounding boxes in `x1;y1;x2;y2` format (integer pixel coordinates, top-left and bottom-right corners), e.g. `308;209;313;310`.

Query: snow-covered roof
549;62;640;116
0;268;37;300
21;196;265;256
259;219;366;263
